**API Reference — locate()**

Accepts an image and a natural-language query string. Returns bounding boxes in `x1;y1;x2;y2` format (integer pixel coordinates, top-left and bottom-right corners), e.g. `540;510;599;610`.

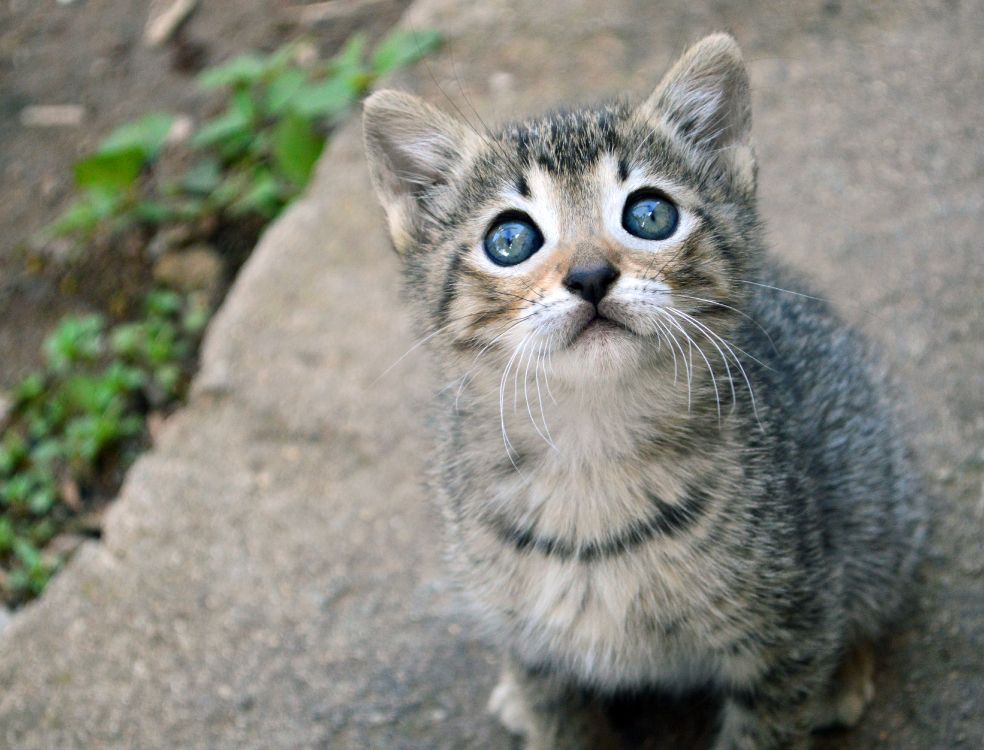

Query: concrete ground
1;0;981;748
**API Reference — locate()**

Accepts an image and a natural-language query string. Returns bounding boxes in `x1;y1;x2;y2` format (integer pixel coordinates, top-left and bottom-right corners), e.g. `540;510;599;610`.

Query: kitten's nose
564;262;619;306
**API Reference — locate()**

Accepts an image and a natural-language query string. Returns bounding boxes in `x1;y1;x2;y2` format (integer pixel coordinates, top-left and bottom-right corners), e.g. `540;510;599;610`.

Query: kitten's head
363;33;760;383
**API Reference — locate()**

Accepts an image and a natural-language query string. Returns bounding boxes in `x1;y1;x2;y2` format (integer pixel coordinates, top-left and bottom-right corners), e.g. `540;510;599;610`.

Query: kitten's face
364;34;758;383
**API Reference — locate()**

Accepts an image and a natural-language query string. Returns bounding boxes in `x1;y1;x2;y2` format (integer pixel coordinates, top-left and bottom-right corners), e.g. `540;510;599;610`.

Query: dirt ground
0;0;410;390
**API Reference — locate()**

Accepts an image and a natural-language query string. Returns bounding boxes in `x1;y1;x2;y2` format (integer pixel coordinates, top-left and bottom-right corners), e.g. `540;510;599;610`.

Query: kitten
362;33;926;750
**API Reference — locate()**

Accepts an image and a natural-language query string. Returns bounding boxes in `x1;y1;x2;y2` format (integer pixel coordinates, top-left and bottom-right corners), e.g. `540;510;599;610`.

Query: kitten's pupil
484;214;544;266
623;192;679;240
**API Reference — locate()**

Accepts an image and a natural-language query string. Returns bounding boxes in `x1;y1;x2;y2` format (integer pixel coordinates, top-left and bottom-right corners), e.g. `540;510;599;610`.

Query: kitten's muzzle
564;261;619;307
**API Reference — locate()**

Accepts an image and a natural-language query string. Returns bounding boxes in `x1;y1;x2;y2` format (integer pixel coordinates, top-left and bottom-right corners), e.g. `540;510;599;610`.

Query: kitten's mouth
573;313;632;342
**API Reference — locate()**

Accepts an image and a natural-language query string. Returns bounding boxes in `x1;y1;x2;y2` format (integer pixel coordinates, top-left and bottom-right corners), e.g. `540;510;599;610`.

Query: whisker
665;307;737;409
666;307;764;431
373;308;494;384
523;338;555;449
512;334;529;413
657;309;721;421
534;340;557;448
735;279;829;303
545;344;558;405
448;308;543;406
499;332;531;471
671;292;779;354
652;318;679;384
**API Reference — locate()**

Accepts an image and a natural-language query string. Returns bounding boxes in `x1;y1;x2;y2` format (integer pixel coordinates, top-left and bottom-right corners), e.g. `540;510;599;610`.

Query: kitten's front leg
713;652;835;750
488;656;620;750
713;696;812;750
715;639;879;750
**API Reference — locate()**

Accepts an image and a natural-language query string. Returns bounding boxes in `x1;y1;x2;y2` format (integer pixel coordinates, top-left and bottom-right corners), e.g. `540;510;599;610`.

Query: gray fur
363;33;926;750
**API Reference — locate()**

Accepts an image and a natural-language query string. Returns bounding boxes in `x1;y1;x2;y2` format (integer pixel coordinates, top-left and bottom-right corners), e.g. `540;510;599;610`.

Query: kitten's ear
363;89;476;253
643;33;752;153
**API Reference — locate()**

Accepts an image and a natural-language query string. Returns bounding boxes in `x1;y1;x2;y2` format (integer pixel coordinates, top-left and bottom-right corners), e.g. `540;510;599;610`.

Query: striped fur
364;33;926;750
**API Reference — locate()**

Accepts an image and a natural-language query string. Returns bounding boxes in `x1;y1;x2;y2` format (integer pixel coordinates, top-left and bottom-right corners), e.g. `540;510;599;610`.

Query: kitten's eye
483;214;544;266
622;191;679;241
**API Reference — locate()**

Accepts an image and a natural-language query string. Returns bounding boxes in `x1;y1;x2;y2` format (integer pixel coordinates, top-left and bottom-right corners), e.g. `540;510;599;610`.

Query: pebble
20;105;85;127
153;244;224;296
290;0;390;26
0;392;11;430
166;114;194;146
144;0;199;47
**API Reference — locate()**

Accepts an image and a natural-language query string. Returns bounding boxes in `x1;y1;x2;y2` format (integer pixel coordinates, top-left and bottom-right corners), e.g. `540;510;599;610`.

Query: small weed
49;28;441;237
51;113;177;237
8;28;441;607
0;291;209;607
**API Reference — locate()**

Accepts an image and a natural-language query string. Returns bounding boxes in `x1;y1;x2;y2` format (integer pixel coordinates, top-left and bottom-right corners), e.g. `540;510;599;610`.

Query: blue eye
483;214;544;266
622;191;679;241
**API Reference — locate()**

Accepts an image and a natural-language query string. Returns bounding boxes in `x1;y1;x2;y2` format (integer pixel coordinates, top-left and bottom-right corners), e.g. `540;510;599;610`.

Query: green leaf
0;433;28;476
182;303;211;335
86;188;124;219
371;28;441;77
14;373;46;405
191;108;251;149
0;517;14;554
272;114;325;186
50;199;102;236
231;87;257;122
110;322;146;358
74;148;144;192
99;113;175;160
292;77;357;119
110;362;146;393
63;374;119;414
153;364;181;395
43;315;105;372
134;200;174;224
1;475;33;507
28;484;57;515
333;32;367;73
145;289;183;318
265;68;308;115
10;537;55;596
198;54;267;89
232;168;283;218
30;439;63;467
181;158;223;195
13;537;41;569
211;171;249;208
65;413;124;464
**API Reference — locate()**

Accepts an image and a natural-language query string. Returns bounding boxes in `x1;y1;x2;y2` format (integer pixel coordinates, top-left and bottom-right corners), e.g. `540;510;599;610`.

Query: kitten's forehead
470;104;687;235
499;103;629;176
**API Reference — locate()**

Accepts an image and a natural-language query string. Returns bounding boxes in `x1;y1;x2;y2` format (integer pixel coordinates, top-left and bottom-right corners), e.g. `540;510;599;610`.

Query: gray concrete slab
0;1;981;748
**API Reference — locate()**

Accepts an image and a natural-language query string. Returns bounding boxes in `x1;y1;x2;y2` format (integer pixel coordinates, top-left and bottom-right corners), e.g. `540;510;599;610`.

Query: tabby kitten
363;33;925;750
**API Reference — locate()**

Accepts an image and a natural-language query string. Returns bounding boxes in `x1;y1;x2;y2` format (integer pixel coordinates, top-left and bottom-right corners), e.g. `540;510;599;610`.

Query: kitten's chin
549;319;645;382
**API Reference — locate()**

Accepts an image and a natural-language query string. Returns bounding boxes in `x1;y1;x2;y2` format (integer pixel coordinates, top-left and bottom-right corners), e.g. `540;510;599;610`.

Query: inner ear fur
640;33;756;192
363;89;476;253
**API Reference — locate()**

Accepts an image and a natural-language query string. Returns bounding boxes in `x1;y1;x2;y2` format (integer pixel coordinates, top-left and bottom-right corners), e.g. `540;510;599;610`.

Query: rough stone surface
0;1;981;748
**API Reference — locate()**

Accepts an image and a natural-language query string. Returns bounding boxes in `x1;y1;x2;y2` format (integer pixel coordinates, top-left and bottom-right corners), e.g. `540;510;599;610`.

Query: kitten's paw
813;642;875;730
488;667;534;737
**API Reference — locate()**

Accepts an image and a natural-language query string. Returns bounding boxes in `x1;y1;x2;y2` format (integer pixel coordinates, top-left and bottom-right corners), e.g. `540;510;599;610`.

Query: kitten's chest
457;436;735;687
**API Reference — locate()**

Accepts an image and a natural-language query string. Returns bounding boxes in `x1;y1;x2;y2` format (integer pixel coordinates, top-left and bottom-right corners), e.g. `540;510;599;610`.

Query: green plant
51;114;176;237
188;29;441;219
14;27;441;607
0;290;209;606
48;29;441;240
